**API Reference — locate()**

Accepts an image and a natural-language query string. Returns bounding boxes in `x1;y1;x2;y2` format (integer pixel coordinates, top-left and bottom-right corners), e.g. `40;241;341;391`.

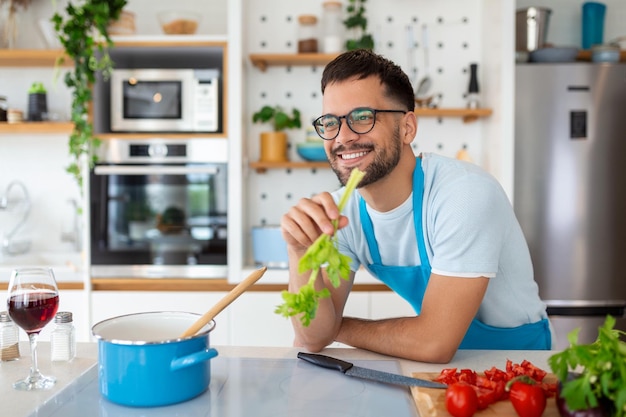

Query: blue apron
358;158;551;350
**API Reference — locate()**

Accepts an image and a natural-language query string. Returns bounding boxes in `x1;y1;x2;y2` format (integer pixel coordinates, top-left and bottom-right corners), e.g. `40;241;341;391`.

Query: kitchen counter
1;342;557;417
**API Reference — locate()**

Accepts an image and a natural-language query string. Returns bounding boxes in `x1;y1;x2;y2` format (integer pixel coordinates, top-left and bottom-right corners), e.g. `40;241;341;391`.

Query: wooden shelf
249;53;339;71
0;121;74;134
249;160;330;173
0;49;70;67
0;39;228;67
415;107;493;123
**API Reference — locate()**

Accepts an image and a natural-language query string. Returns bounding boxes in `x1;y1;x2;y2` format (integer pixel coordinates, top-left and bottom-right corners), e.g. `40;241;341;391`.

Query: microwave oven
110;68;220;133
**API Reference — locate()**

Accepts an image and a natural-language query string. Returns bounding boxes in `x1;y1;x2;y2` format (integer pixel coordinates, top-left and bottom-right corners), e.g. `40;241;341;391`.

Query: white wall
243;0;512;265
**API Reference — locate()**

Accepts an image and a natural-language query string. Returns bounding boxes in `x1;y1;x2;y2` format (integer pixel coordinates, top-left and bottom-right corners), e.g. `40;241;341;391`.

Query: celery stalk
275;168;366;326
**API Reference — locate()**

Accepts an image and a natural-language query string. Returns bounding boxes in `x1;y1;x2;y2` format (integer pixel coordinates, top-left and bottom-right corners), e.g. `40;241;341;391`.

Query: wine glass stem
27;332;42;382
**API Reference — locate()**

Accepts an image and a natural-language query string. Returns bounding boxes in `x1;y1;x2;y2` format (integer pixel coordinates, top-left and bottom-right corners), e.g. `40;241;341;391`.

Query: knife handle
297;352;354;373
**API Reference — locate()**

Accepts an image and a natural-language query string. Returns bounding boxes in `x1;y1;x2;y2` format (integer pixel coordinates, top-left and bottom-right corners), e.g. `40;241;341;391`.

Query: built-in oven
90;138;228;278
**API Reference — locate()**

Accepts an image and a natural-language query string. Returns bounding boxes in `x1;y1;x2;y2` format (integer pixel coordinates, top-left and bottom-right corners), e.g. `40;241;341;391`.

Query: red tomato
446;382;479;417
508;378;547;417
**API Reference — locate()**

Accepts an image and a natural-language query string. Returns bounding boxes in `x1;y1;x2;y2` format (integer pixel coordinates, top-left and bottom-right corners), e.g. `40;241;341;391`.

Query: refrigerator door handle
545;299;626;317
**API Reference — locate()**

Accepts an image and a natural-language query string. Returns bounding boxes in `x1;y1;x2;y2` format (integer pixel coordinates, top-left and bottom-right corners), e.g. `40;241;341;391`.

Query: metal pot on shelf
516;7;552;52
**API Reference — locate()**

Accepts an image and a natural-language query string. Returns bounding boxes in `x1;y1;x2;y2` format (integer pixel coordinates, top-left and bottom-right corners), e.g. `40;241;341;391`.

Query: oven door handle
94;166;220;175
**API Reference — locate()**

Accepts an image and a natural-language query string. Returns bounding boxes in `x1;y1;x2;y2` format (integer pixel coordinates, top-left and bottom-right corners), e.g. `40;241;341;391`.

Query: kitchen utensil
582;2;606;49
297;352;447;388
415;24;432;98
158;10;200;35
516;7;552;52
530;46;579;62
466;63;480;109
92;311;218;407
591;43;620;62
296;142;327;161
180;266;267;338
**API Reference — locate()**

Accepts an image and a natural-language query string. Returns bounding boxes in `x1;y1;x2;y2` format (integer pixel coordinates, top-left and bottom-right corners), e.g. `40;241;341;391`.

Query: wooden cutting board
410;373;560;417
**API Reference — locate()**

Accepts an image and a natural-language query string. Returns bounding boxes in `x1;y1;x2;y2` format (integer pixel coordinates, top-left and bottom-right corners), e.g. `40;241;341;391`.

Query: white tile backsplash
0;135;81;256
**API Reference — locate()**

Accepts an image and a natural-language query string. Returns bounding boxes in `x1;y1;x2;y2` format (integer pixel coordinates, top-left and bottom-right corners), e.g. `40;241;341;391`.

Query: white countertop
0;252;85;283
1;342;557;417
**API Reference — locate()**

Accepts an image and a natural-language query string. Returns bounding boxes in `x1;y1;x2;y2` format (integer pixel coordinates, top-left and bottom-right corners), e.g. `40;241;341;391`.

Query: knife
297;352;447;389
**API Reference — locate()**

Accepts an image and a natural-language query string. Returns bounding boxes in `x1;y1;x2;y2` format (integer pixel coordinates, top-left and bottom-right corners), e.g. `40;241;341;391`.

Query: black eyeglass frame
312;107;408;140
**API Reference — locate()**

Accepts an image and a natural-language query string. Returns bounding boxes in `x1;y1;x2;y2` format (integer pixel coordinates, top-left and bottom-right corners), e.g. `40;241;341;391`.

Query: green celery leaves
275;168;366;326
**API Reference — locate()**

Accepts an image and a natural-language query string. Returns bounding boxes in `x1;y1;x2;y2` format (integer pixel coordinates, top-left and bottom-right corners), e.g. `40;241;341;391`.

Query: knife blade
297;352;447;389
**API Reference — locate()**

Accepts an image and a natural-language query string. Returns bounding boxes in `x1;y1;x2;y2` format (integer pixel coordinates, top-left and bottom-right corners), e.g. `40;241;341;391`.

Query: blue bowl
297;143;327;162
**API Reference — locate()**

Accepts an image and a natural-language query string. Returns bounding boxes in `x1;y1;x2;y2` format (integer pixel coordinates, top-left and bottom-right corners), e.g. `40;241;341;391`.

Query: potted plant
252;105;302;162
27;82;47;122
343;0;374;50
52;0;127;192
549;315;626;417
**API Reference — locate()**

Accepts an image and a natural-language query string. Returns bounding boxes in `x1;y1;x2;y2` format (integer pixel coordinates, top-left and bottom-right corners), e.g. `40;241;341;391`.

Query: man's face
321;76;405;187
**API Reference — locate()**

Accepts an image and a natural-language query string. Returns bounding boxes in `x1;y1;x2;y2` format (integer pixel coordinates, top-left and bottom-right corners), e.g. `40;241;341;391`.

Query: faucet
61;198;82;251
0;181;32;255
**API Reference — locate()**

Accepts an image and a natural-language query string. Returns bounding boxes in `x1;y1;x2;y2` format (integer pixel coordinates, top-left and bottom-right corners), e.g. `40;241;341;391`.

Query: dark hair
320;49;415;112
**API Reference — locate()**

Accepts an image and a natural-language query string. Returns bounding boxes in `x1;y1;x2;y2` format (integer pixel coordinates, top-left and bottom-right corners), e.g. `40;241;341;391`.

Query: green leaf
252;105;301;132
549;315;626;417
53;0;128;196
275;168;366;326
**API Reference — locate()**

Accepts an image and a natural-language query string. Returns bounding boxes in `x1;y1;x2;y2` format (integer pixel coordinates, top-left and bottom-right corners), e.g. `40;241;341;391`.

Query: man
280;49;552;363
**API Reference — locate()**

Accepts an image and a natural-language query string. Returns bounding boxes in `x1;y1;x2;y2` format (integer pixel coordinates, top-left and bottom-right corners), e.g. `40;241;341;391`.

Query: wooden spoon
180;266;268;338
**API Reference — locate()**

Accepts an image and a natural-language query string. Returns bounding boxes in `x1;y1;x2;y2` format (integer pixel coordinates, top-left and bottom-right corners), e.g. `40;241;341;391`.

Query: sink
0;252;84;282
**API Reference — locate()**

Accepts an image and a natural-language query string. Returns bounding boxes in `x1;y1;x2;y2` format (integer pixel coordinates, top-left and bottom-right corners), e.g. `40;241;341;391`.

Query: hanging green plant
343;0;374;50
52;0;127;192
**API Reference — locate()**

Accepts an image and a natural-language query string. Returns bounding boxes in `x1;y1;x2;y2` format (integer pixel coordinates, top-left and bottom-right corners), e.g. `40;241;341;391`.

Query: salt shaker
0;311;20;361
50;311;76;361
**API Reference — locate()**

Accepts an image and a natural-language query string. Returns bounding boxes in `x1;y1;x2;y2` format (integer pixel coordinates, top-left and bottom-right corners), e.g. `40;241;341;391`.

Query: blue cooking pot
92;311;218;407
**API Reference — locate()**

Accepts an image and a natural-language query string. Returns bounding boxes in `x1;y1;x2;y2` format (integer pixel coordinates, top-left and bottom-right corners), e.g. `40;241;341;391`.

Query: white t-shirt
332;153;548;328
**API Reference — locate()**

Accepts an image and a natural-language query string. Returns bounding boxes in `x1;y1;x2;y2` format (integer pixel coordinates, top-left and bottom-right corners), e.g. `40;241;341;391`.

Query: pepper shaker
0;311;20;361
50;311;76;362
466;63;480;109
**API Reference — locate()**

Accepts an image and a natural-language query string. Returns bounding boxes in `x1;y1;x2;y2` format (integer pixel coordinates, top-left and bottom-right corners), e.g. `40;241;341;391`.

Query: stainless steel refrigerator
514;63;626;350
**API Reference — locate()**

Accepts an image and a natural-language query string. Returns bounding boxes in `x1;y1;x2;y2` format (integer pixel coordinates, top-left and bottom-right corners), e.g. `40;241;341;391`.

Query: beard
330;125;403;187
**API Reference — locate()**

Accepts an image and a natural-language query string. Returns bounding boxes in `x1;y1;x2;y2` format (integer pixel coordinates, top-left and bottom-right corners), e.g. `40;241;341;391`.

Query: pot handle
170;348;219;371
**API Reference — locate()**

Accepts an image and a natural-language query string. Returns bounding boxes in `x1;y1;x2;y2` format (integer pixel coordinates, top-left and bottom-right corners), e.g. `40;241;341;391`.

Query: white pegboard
243;0;490;265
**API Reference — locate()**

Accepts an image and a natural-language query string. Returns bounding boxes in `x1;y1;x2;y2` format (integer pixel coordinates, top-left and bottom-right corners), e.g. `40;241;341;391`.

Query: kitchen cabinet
229;292;371;347
36;289;90;343
370;292;416;319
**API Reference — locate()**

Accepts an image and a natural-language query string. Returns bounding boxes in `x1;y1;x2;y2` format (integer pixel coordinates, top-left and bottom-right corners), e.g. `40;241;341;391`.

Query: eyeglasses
312;107;408;140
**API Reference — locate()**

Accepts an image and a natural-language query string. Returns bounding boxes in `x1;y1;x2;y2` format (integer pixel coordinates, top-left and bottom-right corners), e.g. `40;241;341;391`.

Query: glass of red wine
7;267;59;390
